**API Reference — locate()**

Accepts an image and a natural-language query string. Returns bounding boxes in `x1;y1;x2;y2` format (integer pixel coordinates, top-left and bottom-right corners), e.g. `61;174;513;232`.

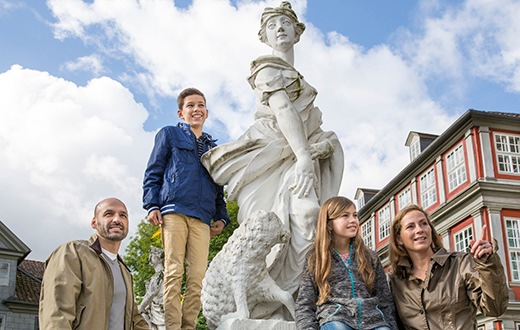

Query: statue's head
258;1;305;45
148;245;164;266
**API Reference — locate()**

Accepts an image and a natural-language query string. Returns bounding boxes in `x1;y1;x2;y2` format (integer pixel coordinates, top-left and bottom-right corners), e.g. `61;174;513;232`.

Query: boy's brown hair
177;87;206;109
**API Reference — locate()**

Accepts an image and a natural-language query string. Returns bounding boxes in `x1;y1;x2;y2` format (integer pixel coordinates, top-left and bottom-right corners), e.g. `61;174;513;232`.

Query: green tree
124;220;163;301
123;200;239;328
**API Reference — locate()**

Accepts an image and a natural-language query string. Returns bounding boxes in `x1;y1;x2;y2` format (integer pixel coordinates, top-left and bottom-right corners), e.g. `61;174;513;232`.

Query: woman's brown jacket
389;246;508;329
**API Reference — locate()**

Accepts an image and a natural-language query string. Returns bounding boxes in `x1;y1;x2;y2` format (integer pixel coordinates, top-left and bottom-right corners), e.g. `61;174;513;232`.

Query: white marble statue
201;210;294;329
201;0;344;322
138;246;166;330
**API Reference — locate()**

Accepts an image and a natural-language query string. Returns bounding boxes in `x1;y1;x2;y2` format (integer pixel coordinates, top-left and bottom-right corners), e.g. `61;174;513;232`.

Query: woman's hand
470;224;493;259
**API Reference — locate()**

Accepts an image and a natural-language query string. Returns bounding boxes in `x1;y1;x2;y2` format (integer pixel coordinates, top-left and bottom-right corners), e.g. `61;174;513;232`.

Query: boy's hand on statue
290;157;315;198
147;210;163;226
210;220;225;237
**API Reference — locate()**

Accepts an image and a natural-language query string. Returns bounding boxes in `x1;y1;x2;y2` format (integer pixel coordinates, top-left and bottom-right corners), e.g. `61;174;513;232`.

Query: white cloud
3;0;520;259
62;55;105;75
0;65;153;260
397;0;520;94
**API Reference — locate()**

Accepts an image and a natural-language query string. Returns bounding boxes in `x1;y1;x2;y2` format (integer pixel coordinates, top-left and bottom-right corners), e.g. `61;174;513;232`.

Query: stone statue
201;210;294;329
138;246;166;330
201;0;344;323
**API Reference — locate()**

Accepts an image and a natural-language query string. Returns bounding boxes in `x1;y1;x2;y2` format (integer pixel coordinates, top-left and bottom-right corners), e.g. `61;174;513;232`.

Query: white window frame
420;167;437;208
0;263;10;286
495;133;520;175
362;219;373;250
378;205;391;241
453;225;473;252
506;217;520;281
410;138;421;161
446;144;467;191
398;187;412;210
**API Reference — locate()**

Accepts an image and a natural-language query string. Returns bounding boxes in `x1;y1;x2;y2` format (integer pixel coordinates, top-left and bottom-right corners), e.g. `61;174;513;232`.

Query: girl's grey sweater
295;246;398;330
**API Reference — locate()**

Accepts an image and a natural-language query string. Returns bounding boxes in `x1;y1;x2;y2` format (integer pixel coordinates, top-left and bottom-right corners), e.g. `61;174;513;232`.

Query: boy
143;88;229;330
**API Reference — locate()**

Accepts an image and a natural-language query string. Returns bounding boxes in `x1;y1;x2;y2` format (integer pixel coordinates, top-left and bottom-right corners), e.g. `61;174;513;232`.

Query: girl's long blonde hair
308;196;375;305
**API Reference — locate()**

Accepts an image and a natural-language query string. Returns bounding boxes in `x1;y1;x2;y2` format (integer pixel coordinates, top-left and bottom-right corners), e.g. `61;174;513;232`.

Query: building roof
12;259;44;304
358;109;520;215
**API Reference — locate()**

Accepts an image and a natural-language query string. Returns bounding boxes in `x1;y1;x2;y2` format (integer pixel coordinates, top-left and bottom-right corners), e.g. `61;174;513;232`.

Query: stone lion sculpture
201;210;294;329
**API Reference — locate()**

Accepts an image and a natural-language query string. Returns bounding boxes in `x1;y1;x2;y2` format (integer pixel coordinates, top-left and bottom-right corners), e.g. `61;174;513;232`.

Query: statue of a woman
202;1;344;320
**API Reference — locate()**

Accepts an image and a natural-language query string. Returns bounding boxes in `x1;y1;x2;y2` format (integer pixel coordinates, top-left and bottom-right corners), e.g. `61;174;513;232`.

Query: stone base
216;319;297;330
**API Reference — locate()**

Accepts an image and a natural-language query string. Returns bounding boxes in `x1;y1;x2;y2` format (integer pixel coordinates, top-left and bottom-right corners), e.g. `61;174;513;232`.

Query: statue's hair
307;196;375;305
388;204;444;277
258;1;305;44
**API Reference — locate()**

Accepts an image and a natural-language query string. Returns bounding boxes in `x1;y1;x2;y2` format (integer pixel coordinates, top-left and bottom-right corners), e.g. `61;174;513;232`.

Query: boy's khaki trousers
162;213;210;330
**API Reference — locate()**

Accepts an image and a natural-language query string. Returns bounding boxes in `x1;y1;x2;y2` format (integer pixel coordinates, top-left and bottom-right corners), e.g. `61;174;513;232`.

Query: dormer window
0;262;10;286
410;138;421;161
405;131;439;162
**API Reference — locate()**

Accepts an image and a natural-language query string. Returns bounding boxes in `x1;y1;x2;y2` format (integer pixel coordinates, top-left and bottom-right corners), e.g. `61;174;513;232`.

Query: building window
420;167;437;208
453;225;473;252
446;144;467;191
410;138;421;161
0;315;5;330
506;218;520;281
0;263;9;286
378;205;391;241
495;133;520;175
362;220;373;249
398;187;412;210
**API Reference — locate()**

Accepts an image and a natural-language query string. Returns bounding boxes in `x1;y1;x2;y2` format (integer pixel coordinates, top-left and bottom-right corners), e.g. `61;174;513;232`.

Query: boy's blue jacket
143;122;229;225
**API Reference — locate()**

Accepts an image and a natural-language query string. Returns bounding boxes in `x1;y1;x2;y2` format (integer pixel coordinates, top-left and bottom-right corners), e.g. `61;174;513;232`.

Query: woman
201;1;344;319
296;196;397;330
388;204;508;329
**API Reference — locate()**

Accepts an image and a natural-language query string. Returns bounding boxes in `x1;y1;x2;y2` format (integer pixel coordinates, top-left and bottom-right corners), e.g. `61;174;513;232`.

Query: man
39;197;149;330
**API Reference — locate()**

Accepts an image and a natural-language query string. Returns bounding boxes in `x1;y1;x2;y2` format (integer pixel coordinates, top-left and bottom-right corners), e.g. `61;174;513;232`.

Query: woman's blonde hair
388;204;443;277
308;196;375;305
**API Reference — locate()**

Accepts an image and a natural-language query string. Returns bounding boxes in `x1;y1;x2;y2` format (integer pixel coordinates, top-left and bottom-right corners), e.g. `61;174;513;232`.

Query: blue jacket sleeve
143;128;171;212
214;184;230;225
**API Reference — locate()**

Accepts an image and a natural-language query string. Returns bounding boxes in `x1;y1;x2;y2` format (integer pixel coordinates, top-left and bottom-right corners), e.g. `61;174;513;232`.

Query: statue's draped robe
202;55;344;319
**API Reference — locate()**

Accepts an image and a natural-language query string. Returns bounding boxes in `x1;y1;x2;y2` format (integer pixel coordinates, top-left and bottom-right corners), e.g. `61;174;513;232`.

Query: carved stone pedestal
217;319;297;330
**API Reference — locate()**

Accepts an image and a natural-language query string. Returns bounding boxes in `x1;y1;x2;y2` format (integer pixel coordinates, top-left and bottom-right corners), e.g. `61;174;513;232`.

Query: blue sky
1;0;520;260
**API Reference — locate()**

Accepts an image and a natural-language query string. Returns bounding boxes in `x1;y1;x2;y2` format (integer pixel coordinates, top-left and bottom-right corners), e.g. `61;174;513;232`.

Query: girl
296;196;397;330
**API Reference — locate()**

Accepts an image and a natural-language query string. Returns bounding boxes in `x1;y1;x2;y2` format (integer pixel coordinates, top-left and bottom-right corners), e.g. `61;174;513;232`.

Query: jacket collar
397;247;453;278
177;122;216;142
88;234;128;267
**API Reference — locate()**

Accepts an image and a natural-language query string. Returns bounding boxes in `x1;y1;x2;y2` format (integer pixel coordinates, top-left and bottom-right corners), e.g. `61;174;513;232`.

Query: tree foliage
123;200;240;328
123;220;163;300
